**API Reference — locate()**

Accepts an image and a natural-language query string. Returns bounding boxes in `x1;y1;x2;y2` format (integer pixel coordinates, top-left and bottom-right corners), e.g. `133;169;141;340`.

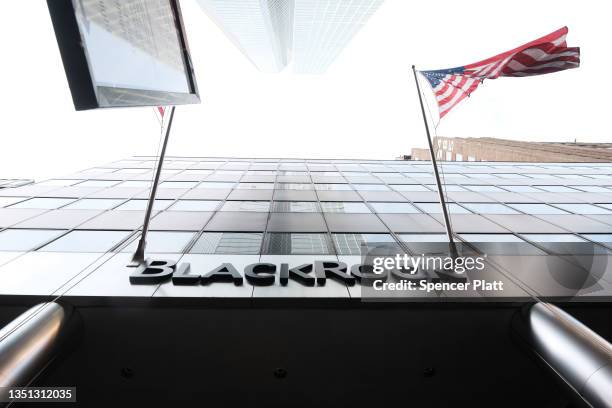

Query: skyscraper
197;0;294;73
293;0;384;74
196;0;383;74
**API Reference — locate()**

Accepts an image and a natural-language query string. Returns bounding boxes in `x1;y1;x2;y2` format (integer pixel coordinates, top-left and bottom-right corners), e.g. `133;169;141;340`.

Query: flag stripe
420;27;580;119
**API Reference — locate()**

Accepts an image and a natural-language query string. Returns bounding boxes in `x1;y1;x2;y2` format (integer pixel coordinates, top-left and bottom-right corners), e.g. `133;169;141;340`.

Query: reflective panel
272;202;319;212
390;184;430;192
77;180;121;187
414;203;471;214
508;203;570;215
425;184;467;192
115;199;173;211
0;197;28;208
332;233;397;255
73;0;191;93
352;184;390;191
500;185;542;193
370;202;420;214
39;230;131;252
235;183;274;190
536;186;579;193
197;182;236;189
37;179;82;187
10;198;76;209
314;184;353;191
462;203;519;214
554;203;612;215
168;200;221;211
220;201;271;212
122;231;195;253
320;202;371;213
464;185;506;193
265;233;333;255
0;229;66;251
159;181;199;189
64;199;124;210
190;232;263;254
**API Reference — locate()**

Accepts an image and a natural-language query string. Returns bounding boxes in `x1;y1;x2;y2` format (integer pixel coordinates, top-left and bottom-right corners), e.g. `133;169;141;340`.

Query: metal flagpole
411;65;458;257
129;106;177;266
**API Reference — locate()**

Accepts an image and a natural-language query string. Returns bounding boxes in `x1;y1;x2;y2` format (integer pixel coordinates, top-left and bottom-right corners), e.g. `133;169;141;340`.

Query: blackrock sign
128;256;480;288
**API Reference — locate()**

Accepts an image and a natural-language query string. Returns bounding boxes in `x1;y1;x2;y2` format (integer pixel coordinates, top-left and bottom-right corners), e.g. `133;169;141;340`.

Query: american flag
420;27;580;119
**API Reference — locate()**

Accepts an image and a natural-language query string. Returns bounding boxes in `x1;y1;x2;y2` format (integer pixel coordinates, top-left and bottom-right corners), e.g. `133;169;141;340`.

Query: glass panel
582;234;612;244
0;229;66;251
197;182;236;189
64;199;124;210
370;202;420;213
38;179;82;187
522;234;599;254
190;232;263;254
276;183;313;190
499;185;542;193
414;203;471;214
399;233;451;254
10;198;75;209
554;203;612;215
464;185;506;192
461;203;519;214
115;199;173;211
73;0;191;93
390;184;430;192
460;233;544;255
235;183;275;190
536;186;579;193
332;233;397;255
508;203;570;215
0;197;28;208
77;180;121;187
168;200;221;211
425;184;466;192
569;186;611;193
320;202;371;213
118;181;152;188
352;184;390;191
40;230;131;252
159;181;199;189
314;184;352;191
114;168;149;174
266;233;333;255
220;201;271;212
272;202;319;212
122;231;195;253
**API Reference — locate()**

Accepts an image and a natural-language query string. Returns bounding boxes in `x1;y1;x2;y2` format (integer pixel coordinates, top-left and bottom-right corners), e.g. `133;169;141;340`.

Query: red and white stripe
426;27;580;119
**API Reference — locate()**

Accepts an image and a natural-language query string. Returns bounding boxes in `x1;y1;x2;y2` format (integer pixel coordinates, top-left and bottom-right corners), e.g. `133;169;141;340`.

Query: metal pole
411;65;458;256
130;106;176;266
0;302;76;405
513;303;612;407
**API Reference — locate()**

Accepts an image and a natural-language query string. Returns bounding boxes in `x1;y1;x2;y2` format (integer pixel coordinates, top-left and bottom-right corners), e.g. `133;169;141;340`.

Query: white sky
0;0;610;180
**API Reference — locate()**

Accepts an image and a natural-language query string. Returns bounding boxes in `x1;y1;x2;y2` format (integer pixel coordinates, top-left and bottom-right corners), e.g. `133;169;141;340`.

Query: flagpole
411;65;458;257
129;106;177;266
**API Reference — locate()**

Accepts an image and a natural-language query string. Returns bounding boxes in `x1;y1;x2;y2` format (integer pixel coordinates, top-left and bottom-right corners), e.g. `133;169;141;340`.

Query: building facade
411;136;612;162
0;156;611;406
0;157;611;301
197;0;383;73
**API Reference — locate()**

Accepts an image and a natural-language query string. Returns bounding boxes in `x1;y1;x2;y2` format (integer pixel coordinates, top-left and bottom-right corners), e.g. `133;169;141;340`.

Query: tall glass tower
196;0;384;74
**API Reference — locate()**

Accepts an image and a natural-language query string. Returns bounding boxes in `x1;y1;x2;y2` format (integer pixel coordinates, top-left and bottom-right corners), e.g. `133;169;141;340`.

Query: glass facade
1;157;612;260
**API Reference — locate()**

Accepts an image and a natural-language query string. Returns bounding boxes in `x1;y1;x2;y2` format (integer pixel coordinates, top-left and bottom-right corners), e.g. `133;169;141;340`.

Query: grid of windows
1;157;612;257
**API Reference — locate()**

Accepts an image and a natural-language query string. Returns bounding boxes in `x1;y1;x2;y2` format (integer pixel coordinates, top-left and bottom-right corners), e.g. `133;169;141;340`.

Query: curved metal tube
0;302;73;391
515;302;612;407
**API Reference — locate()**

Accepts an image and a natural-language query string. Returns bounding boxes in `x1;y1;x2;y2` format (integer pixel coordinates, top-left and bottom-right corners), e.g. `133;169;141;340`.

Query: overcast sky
0;0;609;180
